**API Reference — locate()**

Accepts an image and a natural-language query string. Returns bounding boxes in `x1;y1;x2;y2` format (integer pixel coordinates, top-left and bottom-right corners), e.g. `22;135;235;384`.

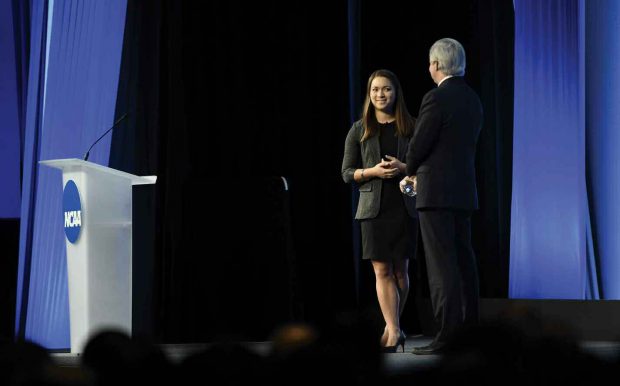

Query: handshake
399;176;417;197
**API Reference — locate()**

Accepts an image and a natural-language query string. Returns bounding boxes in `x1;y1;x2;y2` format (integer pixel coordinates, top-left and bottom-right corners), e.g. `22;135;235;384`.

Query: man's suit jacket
406;77;482;211
342;119;417;219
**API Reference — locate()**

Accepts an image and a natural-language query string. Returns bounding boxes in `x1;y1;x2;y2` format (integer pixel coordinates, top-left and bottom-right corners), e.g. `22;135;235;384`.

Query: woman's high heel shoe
381;335;406;353
382;328;406;347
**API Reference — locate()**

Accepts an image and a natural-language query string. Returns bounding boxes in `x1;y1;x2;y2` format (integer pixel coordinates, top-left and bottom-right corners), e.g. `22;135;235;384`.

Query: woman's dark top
360;121;416;261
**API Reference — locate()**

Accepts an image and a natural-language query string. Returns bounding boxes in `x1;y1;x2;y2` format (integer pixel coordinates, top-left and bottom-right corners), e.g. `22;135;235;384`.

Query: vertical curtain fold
15;0;49;339
347;0;362;305
0;1;23;219
12;0;32;177
585;0;620;299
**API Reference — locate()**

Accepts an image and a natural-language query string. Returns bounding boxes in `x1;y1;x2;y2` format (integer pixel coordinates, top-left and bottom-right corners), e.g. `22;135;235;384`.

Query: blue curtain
509;0;620;299
585;0;620;299
510;0;589;299
15;0;50;343
15;0;128;348
0;0;23;218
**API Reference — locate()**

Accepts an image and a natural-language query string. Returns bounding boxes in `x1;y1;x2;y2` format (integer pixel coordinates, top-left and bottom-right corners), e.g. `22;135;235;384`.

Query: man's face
429;60;439;84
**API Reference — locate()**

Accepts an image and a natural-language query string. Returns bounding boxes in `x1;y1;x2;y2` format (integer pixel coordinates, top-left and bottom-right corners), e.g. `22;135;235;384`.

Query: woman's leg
372;260;400;347
393;258;410;319
381;259;410;344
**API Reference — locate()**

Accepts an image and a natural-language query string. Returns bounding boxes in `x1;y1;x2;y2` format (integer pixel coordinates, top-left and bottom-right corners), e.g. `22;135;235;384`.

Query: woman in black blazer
341;69;418;352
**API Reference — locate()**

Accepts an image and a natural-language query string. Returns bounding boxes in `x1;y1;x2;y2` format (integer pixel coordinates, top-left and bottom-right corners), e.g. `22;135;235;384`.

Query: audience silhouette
2;307;619;386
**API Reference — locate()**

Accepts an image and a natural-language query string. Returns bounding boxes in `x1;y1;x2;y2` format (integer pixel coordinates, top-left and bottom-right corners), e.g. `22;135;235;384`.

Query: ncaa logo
63;180;82;243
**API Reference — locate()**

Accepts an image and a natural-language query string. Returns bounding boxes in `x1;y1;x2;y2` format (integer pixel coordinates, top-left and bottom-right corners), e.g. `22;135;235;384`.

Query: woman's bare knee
372;260;393;278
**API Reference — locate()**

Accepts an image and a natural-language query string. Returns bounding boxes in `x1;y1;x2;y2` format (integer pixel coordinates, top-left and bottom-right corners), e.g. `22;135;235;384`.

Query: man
400;38;482;355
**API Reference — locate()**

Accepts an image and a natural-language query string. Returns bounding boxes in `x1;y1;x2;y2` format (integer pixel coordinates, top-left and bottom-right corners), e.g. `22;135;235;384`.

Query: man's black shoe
411;344;445;355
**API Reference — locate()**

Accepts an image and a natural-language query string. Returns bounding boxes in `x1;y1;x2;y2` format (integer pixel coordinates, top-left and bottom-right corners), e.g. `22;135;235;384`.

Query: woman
341;69;418;353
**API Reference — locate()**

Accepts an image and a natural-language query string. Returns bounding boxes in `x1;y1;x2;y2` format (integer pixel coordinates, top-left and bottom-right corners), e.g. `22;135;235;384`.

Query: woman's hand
370;160;399;179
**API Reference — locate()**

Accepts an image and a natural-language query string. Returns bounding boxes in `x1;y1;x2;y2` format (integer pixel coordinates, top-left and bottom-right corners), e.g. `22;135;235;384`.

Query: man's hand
383;155;406;174
399;175;417;194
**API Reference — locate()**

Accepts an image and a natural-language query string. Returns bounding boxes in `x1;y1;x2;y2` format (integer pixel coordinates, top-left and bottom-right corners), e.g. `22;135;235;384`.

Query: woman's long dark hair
361;69;415;142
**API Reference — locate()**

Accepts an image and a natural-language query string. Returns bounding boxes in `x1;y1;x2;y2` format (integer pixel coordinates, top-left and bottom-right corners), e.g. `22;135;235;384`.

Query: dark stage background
0;220;19;340
0;0;514;343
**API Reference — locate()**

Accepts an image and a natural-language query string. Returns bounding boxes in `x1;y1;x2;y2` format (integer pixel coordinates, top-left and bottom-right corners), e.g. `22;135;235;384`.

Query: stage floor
50;335;620;375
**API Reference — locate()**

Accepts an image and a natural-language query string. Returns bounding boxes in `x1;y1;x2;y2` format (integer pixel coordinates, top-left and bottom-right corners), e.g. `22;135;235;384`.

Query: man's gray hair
429;38;466;76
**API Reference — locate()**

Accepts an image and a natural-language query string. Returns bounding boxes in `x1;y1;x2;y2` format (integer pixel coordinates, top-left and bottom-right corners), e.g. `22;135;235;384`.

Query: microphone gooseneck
83;112;129;161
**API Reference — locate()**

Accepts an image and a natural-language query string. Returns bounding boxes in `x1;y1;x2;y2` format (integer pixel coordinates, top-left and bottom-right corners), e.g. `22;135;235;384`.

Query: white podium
40;159;156;353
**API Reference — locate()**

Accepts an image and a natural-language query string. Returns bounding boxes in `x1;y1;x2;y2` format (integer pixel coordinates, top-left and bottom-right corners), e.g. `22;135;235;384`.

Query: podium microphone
83;112;129;161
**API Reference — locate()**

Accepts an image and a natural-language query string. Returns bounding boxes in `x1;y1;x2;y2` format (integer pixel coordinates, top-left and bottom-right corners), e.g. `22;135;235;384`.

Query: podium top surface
40;159;157;185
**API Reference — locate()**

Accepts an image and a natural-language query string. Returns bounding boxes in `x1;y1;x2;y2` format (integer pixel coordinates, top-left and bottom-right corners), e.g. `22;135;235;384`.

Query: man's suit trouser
418;209;479;344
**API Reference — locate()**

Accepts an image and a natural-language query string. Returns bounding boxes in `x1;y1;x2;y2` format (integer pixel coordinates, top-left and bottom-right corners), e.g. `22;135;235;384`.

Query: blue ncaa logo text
63;180;82;243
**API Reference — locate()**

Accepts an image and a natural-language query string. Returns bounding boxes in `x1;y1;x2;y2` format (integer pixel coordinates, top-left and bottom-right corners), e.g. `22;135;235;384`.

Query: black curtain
472;1;514;299
113;0;353;342
109;0;164;341
110;0;513;343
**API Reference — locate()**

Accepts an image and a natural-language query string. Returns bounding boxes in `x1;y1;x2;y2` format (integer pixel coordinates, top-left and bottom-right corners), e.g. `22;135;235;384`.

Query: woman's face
369;76;396;113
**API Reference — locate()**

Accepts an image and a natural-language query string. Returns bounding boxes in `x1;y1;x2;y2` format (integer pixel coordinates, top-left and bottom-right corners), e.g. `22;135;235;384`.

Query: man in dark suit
400;38;482;355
